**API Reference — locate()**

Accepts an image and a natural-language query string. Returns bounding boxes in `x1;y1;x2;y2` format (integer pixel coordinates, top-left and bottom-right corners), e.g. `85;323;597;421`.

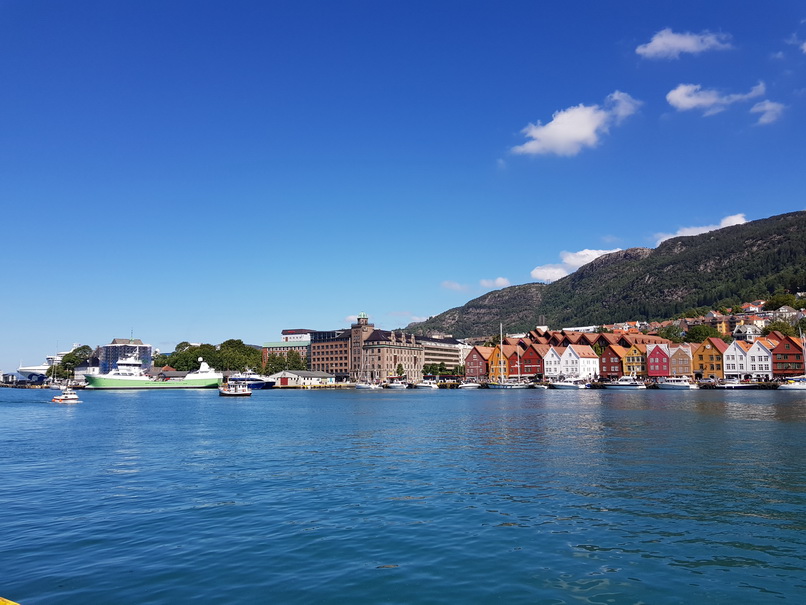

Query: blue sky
2;1;805;371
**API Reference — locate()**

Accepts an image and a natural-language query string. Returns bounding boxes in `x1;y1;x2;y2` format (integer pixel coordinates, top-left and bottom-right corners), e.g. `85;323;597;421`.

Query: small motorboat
355;381;382;390
415;378;439;389
657;376;698;390
52;387;81;403
458;381;481;389
551;379;588;389
219;382;252;397
604;374;646;389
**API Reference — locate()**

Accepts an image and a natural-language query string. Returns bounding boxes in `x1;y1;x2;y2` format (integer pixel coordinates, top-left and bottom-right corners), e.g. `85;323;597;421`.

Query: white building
267;370;335;388
723;341;751;380
543;347;564;380
560;344;599;380
746;337;777;381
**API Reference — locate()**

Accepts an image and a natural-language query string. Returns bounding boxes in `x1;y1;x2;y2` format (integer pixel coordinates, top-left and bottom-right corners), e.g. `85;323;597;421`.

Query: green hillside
408;211;806;338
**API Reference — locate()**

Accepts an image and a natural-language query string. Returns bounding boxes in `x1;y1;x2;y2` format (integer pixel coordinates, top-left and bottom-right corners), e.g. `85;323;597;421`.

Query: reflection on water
1;387;805;604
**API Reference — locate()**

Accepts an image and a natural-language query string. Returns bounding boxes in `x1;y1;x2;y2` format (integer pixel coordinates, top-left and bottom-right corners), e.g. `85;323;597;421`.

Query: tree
762;320;796;337
684;324;721;343
657;324;684;343
285;350;307;371
58;345;94;379
763;292;798;311
396;363;404;377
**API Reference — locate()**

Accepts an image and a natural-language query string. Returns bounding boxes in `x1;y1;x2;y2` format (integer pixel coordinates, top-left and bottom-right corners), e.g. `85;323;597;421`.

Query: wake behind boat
85;355;222;389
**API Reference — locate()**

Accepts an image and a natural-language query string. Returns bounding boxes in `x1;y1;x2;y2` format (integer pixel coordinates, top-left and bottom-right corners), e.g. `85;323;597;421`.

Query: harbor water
2;387;806;604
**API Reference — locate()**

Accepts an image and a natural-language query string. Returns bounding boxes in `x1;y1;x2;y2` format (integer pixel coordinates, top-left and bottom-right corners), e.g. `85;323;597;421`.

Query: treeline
152;339;306;374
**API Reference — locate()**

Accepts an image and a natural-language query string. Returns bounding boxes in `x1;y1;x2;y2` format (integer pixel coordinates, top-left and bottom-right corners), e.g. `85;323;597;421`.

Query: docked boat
228;369;274;389
604;374;646;389
85;355;222;389
219;382;252;397
415;378;439;389
715;378;755;389
355;381;382;390
458;381;481;389
52;387;80;403
778;377;806;390
551;378;588;389
657;376;698;390
385;378;409;389
487;380;530;389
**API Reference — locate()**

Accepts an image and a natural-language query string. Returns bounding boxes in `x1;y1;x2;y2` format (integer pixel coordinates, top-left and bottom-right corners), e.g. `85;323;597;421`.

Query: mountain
408;211;806;338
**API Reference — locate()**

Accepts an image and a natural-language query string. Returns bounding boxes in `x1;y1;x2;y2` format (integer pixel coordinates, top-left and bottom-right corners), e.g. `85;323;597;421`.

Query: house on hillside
733;324;762;343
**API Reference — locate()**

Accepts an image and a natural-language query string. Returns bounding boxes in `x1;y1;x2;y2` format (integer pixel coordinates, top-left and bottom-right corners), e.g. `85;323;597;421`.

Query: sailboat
355;345;381;389
487;324;529;389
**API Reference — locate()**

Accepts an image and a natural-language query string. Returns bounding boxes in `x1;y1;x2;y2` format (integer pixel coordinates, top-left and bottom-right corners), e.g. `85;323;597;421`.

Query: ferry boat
604;374;646;389
657;376;698;390
85;355;222;389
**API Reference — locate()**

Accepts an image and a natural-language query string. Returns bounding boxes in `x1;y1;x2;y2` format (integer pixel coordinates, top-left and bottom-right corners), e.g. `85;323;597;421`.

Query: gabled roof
471;346;495;360
603;344;628;358
529;343;552;357
568;344;598;358
646;343;670;357
669;344;693;359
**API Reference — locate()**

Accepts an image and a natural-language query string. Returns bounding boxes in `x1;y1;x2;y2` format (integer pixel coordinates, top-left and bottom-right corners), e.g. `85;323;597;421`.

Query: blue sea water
2;387;806;604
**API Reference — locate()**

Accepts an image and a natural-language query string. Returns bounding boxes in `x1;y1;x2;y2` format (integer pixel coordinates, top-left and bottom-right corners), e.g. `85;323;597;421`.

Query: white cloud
750;100;785;125
441;280;469;292
480;277;511;289
511;91;641;157
530;248;622;282
666;82;765;115
636;28;732;59
654;213;747;245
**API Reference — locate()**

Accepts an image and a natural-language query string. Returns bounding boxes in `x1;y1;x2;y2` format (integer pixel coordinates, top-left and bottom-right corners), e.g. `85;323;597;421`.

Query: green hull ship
85;355;222;390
